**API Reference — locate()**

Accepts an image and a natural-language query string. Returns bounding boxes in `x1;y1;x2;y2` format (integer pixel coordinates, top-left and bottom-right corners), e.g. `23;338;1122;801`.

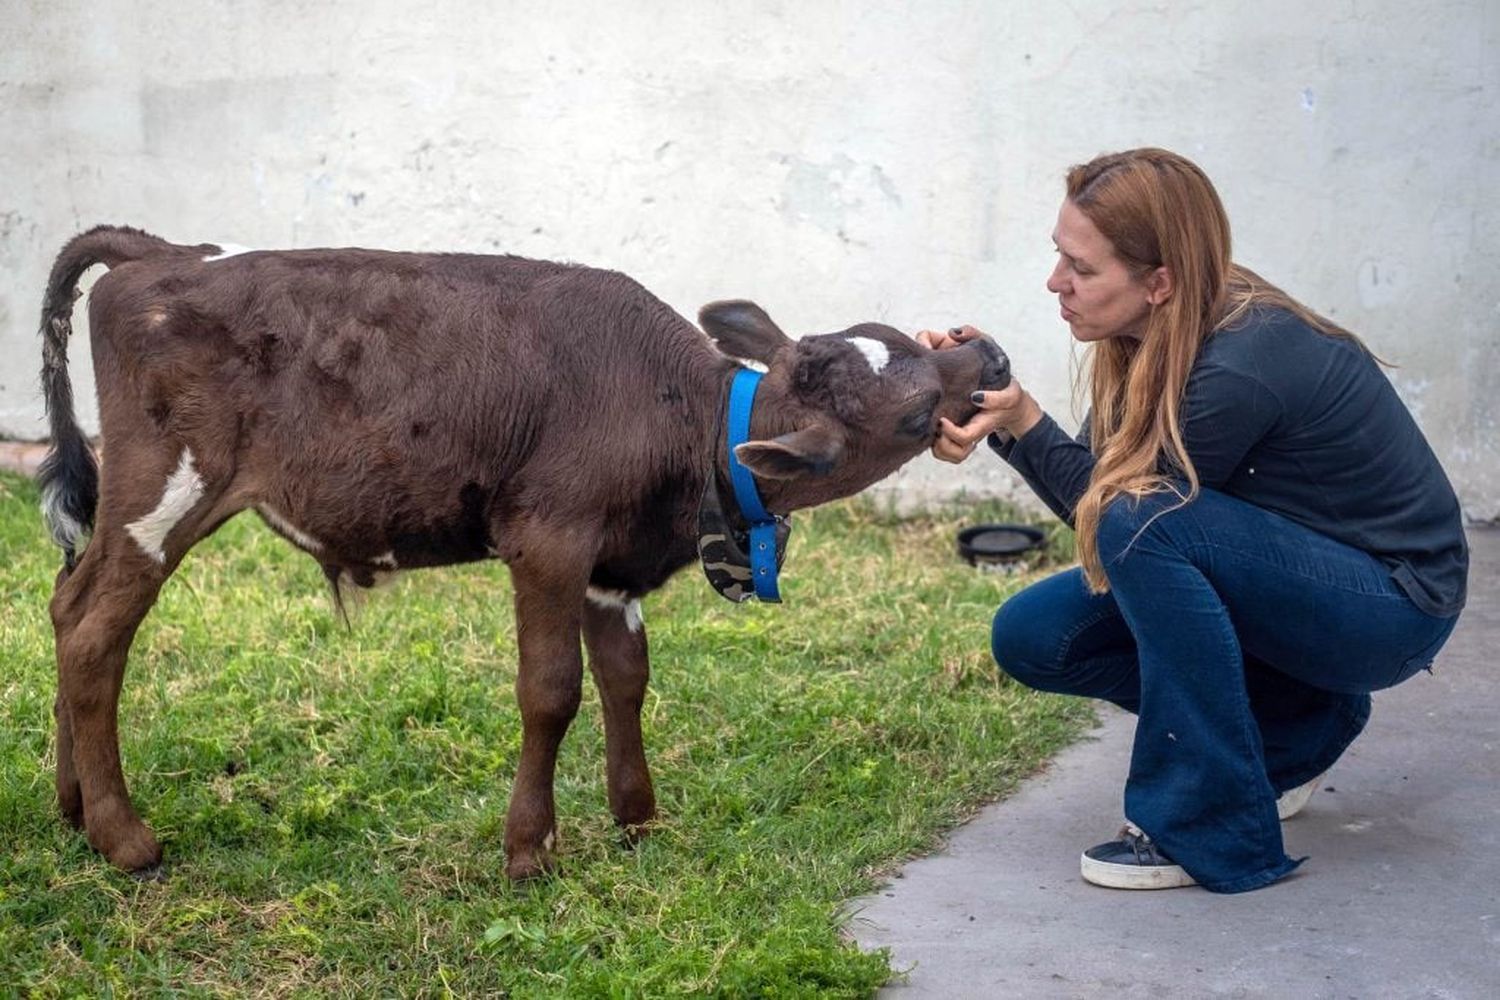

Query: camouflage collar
697;466;791;603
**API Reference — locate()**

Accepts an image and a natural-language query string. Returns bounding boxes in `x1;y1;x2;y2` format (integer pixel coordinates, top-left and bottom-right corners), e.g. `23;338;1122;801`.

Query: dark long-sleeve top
989;307;1468;618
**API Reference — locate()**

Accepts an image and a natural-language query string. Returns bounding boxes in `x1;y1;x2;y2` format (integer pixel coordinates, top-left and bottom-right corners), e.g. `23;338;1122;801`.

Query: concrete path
850;527;1499;999
0;440;48;477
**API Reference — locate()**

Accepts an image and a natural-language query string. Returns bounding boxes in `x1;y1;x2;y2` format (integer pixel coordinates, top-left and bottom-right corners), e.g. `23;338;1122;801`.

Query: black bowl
956;523;1046;565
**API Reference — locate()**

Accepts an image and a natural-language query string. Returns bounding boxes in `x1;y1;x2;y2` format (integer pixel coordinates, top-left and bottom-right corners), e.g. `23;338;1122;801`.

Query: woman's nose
1045;261;1067;294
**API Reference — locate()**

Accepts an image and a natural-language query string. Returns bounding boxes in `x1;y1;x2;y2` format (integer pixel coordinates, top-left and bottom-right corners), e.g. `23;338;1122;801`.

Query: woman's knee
991;597;1047;687
991;571;1103;693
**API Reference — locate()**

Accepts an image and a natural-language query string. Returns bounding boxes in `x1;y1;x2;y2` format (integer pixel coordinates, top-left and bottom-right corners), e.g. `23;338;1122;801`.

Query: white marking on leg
202;242;256;262
373;551;398;569
587;586;628;606
848;336;890;373
586;586;644;633
257;505;324;553
126;449;205;563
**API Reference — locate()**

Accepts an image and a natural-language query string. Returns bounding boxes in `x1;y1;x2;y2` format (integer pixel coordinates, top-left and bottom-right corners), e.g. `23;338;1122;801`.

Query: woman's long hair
1068;148;1369;592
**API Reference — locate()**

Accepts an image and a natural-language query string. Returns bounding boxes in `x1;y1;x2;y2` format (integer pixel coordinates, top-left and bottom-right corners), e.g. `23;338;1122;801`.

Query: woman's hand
914;324;986;351
915;323;1042;462
933;379;1045;464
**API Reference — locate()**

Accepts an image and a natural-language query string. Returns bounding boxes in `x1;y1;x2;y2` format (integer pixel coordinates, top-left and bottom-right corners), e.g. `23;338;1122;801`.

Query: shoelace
1120;822;1167;865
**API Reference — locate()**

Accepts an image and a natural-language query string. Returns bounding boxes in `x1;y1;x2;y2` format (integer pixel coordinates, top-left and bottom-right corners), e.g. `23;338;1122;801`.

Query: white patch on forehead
202;242;256;262
848;336;891;373
586;586;644;633
126;449;205;563
257;505;324;553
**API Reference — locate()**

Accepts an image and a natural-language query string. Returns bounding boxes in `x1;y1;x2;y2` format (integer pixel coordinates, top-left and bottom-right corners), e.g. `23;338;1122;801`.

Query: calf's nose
975;337;1011;390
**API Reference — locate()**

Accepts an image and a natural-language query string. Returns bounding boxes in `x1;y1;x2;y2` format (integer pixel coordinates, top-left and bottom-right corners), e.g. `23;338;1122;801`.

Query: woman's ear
1145;266;1174;305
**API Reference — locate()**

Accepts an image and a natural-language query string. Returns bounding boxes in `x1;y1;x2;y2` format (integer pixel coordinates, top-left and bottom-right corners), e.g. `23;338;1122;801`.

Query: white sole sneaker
1276;773;1325;820
1080;823;1197;890
1080;851;1197;889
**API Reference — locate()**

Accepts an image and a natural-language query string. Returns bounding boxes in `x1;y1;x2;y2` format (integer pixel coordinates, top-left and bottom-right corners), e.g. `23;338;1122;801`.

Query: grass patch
0;470;1088;997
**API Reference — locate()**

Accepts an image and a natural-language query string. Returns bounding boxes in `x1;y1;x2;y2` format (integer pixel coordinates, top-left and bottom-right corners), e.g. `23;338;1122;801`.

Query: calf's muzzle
975;336;1012;391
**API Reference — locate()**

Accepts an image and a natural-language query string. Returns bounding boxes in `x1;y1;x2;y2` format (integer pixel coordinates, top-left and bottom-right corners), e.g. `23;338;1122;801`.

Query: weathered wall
2;0;1496;518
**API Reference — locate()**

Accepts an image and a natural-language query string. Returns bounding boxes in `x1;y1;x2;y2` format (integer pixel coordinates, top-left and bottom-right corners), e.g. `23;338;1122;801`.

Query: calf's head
700;300;1010;512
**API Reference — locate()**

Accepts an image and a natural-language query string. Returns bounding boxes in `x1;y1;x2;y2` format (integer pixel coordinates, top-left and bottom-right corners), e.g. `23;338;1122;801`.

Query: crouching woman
926;147;1467;892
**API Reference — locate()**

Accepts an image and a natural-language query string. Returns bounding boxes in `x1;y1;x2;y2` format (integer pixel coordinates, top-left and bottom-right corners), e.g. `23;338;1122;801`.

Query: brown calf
37;225;1009;878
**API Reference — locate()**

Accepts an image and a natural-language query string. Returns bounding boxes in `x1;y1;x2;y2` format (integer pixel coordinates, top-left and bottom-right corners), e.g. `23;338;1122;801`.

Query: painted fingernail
970;391;985;404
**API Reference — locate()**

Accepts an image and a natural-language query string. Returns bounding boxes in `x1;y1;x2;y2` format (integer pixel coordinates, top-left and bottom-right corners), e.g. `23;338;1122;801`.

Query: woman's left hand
933;379;1043;463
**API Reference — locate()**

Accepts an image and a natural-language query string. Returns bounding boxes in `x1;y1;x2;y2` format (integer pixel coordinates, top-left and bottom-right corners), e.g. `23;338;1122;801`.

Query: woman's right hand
914;324;987;351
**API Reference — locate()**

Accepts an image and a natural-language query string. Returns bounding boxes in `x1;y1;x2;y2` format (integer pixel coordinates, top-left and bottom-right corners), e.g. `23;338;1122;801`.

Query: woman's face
1046;199;1155;343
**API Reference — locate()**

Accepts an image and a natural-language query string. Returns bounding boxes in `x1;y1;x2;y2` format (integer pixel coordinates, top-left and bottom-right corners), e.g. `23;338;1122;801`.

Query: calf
37;225;1009;878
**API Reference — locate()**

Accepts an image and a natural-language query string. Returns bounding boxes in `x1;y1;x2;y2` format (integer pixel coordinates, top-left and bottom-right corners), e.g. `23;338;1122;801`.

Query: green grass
0;469;1089;998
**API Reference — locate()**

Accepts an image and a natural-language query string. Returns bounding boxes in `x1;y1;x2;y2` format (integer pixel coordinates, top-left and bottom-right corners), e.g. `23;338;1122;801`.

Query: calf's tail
37;225;180;569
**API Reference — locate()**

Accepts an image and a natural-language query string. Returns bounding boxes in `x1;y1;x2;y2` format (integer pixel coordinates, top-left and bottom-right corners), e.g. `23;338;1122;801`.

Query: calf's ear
700;300;793;364
734;423;845;479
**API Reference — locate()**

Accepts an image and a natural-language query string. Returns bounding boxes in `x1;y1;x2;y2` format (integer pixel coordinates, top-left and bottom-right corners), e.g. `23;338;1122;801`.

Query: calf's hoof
618;819;654;849
504;836;560;882
85;798;163;873
505;848;561;881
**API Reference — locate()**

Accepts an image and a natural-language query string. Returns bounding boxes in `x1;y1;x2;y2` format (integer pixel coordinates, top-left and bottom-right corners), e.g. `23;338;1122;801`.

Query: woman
923;148;1468;893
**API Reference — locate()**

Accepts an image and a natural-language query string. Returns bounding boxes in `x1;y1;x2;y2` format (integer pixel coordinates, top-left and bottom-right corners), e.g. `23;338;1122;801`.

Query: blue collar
726;367;783;602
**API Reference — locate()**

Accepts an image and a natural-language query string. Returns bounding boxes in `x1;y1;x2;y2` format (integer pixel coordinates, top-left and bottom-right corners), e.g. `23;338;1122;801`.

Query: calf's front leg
582;594;656;837
503;568;587;881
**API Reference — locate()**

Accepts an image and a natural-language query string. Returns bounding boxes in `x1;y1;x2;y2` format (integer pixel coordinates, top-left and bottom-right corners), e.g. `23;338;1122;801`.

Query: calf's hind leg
50;535;172;871
54;691;82;829
52;560;84;827
51;440;234;872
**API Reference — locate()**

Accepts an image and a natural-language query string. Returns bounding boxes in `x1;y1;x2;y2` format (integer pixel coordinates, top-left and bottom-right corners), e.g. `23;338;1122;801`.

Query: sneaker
1080;822;1196;889
1276;772;1325;821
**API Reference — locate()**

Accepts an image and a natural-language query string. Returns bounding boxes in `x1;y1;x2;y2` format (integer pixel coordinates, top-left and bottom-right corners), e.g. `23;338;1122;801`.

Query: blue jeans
991;487;1459;893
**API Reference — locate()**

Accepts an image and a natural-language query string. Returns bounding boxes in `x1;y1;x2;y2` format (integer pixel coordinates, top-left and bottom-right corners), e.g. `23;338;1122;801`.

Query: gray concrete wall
3;0;1496;518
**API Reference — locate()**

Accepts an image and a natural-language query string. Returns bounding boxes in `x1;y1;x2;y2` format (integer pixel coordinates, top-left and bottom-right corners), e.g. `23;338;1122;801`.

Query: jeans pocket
1386;614;1460;689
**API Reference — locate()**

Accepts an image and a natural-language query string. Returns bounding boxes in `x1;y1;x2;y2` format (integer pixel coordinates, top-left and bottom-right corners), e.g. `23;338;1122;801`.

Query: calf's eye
898;406;936;438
